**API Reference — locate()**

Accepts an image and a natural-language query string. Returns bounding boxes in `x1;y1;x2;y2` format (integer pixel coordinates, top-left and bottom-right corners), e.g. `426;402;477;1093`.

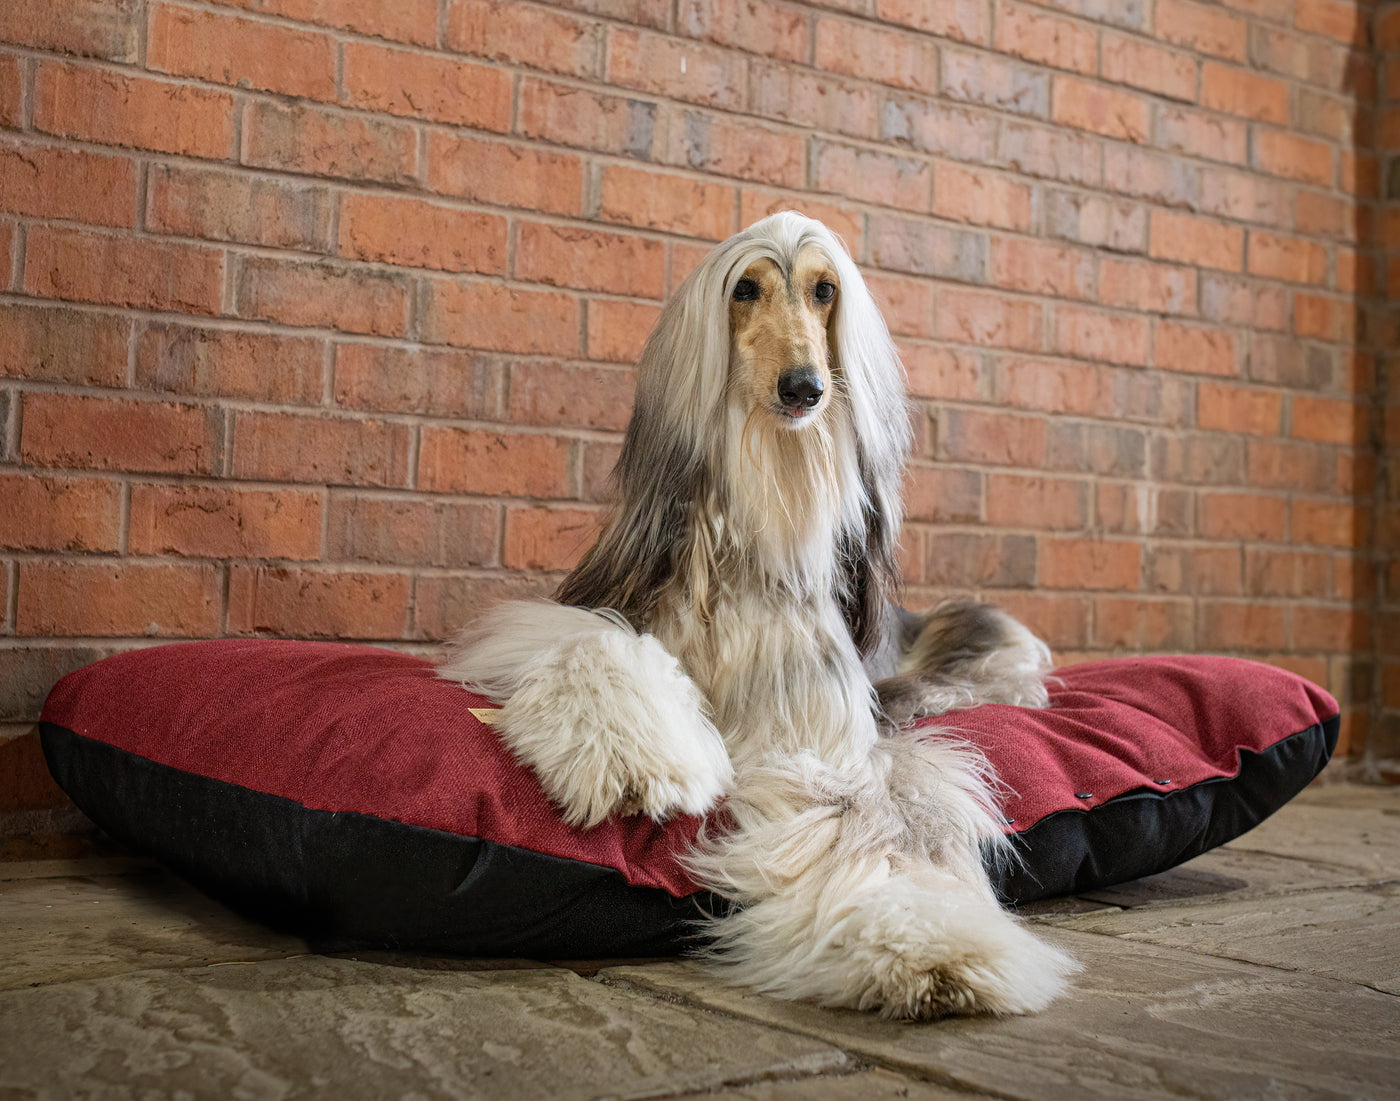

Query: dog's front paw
497;629;732;829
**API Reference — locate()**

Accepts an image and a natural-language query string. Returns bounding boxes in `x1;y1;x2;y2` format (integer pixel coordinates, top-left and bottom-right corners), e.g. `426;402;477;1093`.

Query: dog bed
40;639;1337;958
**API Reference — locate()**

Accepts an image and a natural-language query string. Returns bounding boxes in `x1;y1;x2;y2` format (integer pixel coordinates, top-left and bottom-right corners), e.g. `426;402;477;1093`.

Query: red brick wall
1;0;1392;850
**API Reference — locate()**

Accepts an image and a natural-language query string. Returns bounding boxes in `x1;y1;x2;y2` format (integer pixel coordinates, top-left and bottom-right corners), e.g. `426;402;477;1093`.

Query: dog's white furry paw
498;628;733;829
832;875;1078;1019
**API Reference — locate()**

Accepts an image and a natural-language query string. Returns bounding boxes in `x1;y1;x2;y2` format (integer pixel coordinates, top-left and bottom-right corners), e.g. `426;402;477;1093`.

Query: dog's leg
438;600;733;828
874;601;1053;726
688;733;1076;1019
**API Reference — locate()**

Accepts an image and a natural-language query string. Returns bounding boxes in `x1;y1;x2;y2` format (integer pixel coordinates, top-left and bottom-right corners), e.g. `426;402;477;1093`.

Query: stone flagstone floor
1;782;1396;1100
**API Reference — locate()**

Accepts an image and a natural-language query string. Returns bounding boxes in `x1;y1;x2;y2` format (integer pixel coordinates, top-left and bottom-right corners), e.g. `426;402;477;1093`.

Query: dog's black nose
778;369;824;409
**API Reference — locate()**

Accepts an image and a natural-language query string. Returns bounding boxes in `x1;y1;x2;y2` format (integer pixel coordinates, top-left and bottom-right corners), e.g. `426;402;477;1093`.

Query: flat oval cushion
40;640;1337;957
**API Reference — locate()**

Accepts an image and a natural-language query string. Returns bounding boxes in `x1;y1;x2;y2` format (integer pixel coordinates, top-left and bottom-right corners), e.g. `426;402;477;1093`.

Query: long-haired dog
440;212;1076;1018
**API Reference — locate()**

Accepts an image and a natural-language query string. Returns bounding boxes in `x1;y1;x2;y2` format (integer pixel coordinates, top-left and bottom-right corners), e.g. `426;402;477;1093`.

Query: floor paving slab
0;956;849;1101
1222;799;1400;879
0;869;306;992
711;1067;996;1099
1051;882;1400;994
602;926;1400;1101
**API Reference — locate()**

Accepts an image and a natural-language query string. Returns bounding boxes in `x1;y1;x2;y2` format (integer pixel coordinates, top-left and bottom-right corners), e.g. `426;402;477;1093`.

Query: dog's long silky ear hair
554;230;742;627
817;222;913;655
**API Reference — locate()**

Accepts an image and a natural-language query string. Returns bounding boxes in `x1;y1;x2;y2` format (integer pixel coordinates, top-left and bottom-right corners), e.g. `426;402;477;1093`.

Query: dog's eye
814;281;836;304
732;279;759;302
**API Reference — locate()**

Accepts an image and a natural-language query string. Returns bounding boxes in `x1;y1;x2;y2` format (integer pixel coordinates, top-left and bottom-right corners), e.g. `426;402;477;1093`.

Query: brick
1148;545;1242;595
1198;381;1283;436
1247;332;1332;387
1053;422;1149;477
1201;62;1289;124
137;323;324;404
869;214;987;282
503;506;605;571
1380;6;1400;50
900;343;985;401
933;163;1033;231
994;2;1097;74
1198;168;1289;226
938;407;1047;466
1293;190;1351;240
1199;601;1288;650
1155;107;1248;166
580;438;624;502
237;257;411;337
129;484;323;560
426;133;582;218
1092;597;1196;651
1203;276;1289;331
517;77;658;159
1103;146;1198;207
877;0;989;43
1155;0;1246;60
0;142;137;228
1248;23;1336;84
1246;438;1335;494
813;139;931;212
1293;292;1354;343
750;61;876;141
996;120;1100;186
1292;395;1356;445
677;0;808;61
147;164;332;252
516;221;666;298
0;474;121;552
1254;129;1335;187
597;163;735;240
994;356;1107;416
1097;257;1196;316
1244;548;1330;598
228;565;410;639
22;391;217;475
1292;498;1359;548
667;109;805;189
147;4;336;100
986;473;1088;530
882;98;998;163
232;411;412;488
989;592;1090;649
18;561;221;638
1296;88;1353;143
738;192;864;252
447;0;601;76
0;56;19;128
1096;482;1193;536
1247;231;1329;284
34;61;235;159
1039;537;1141;590
415;574;556;641
1149;210;1243;272
585;298;661;363
939;48;1049;116
903;466;982;524
338;193;506;275
1154;321;1240;377
241;100;417;185
991;237;1096;299
1294;0;1364;45
0;304;129;387
333;342;502;419
508;361;635;431
418;427;573;497
212;0;436;43
1100;31;1197;101
932;287;1043;350
420;280;581;355
1044;191;1145;253
327;494;499;568
1052;305;1150;366
814;16;940;93
24;226;224;314
924;532;1038;589
0;0;140;62
1051;75;1150;142
861;273;934;338
1199;491;1289;541
0;647;114;724
343;41;512;130
606;25;747;110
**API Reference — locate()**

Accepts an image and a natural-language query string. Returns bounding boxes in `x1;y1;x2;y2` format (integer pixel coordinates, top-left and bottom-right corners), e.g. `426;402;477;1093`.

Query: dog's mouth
772;400;823;426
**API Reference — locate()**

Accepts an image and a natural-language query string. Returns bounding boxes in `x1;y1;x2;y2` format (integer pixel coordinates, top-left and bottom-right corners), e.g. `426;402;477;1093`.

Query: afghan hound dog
440;212;1076;1018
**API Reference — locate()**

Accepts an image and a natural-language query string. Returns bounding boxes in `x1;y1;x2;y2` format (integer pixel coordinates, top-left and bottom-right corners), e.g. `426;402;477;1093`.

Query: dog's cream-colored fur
439;212;1076;1018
